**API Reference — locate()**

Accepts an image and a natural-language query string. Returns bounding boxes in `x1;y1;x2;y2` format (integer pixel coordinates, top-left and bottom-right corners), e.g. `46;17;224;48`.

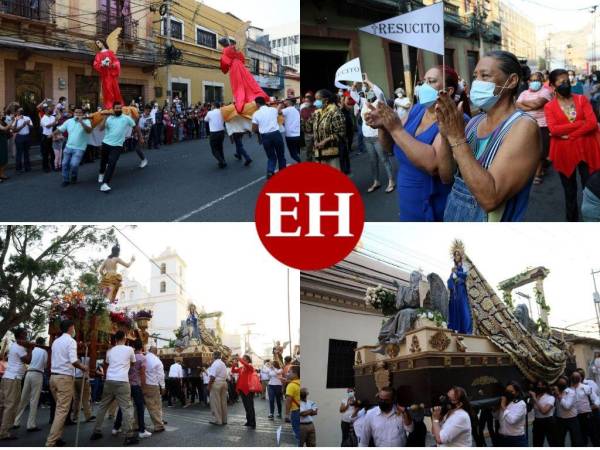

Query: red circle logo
255;163;365;270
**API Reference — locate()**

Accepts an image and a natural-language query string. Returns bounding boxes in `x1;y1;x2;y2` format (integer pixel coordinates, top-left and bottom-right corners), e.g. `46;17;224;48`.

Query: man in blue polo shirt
54;106;92;187
98;102;143;193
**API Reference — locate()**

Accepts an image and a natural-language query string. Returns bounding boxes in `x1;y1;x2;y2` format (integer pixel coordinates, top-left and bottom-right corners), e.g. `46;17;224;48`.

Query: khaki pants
45;374;74;446
93;381;135;438
261;380;268;399
72;378;93;422
108;398;118;417
14;371;43;429
300;422;316;447
142;385;164;431
0;378;22;438
209;380;228;425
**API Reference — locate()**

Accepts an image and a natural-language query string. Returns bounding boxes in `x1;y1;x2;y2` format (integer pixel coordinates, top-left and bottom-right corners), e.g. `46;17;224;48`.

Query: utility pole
592;6;598;73
400;0;414;99
164;0;172;105
287;268;293;358
592;269;600;337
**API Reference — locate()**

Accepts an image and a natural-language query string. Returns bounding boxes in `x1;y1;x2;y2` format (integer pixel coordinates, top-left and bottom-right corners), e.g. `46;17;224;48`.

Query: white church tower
148;247;190;342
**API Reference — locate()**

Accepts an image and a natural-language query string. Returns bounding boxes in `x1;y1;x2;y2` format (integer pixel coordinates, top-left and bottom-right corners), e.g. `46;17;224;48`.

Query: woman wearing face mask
544;68;600;222
497;381;527;446
516;72;553;185
553;375;583;446
364;65;470;221
568;70;584;95
528;380;558;446
431;386;472;447
436;50;540;222
306;89;346;170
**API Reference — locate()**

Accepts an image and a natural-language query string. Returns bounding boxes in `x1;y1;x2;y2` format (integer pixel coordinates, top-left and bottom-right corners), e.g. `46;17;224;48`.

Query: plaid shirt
307;104;346;148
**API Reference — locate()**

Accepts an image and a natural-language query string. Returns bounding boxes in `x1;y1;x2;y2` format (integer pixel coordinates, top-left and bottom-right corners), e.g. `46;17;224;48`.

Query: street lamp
592;268;600;337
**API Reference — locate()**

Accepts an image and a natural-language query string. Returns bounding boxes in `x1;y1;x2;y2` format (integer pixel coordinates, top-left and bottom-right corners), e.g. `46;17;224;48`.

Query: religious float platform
352;239;567;409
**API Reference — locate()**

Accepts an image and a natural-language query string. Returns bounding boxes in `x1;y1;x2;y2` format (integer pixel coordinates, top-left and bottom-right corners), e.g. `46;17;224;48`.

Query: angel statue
447;240;472;334
272;340;289;366
98;243;135;303
219;34;269;114
93;28;125;110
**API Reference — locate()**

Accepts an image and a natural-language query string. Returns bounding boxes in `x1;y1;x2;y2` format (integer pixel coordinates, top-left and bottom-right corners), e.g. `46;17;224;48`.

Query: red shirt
231;358;254;395
544;94;600;177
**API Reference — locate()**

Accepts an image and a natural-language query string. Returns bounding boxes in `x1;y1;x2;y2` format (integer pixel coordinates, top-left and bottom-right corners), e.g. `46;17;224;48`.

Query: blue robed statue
447;247;472;334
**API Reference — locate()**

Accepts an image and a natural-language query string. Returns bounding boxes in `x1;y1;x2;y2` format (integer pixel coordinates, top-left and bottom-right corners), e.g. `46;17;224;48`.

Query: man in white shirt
252;96;287;178
10;108;34;173
143;346;166;433
205;103;227;168
167;358;187;407
39;106;57;172
359;387;414;447
207;350;228;425
90;330;138;445
299;388;317;447
13;337;48;432
45;320;88;447
554;375;584;446
592;352;600;386
0;328;32;441
571;370;600;446
339;388;357;445
279;98;301;163
260;360;271;400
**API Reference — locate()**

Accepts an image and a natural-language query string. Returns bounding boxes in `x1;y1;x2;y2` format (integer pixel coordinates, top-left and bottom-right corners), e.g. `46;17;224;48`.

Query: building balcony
0;0;53;21
96;12;138;43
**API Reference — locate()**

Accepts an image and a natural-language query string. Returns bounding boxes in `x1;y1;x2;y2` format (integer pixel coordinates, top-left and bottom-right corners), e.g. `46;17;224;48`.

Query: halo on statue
449;239;465;260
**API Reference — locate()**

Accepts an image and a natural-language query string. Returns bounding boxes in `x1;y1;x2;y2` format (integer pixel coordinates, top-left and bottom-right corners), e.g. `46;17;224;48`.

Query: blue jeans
285;136;302;163
15;134;31;171
444;176;487;222
261;131;286;175
233;133;251;161
582;187;600;221
115;385;146;432
62;147;85;182
267;384;282;416
356;122;365;153
290;409;300;445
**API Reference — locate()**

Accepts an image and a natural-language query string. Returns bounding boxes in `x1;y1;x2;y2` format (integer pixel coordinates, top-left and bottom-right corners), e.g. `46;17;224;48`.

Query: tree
0;225;115;340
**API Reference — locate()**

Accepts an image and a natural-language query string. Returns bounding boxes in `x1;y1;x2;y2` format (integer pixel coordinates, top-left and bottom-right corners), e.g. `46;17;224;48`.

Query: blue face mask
470;78;510;112
529;81;542;92
314;99;324;109
418;83;439;108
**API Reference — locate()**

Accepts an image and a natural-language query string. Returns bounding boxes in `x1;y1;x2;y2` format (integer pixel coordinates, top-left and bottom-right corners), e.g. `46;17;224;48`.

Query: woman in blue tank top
435;50;541;222
365;66;470;221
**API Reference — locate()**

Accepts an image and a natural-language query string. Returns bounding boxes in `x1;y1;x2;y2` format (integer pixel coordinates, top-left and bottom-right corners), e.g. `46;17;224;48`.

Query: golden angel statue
98;243;135;303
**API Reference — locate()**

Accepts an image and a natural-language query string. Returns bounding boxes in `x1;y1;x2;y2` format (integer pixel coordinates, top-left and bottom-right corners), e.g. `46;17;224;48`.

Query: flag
334;57;362;89
360;2;444;55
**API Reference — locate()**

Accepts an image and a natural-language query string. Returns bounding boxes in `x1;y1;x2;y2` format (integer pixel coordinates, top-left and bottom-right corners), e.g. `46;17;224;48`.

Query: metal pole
592;269;600;337
401;0;414;99
165;0;172;105
287;268;292;359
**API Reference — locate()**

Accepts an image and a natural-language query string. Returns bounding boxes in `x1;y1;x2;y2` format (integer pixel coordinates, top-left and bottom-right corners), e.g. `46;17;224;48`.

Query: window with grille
160;281;166;293
163;17;183;40
196;27;217;49
160;263;166;274
326;339;357;389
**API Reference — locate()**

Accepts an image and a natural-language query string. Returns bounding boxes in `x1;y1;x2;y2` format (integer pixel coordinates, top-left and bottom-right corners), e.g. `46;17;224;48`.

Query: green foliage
0;225;115;340
502;290;514;309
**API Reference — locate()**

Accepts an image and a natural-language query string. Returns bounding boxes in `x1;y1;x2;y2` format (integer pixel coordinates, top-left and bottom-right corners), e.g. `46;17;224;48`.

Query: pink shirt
517;87;553;127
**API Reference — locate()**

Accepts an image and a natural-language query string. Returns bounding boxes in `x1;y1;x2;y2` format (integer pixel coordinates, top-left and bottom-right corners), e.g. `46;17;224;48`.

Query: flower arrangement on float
365;285;398;316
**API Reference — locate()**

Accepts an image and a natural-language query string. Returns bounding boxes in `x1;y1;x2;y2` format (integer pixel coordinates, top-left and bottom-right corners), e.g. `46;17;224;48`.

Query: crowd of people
301;359;600;447
0;93;302;191
0;321;302;446
301;50;600;221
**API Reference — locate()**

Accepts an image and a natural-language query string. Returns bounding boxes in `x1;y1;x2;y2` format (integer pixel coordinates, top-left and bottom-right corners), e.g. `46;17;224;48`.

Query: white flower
427;312;434;319
441;322;447;328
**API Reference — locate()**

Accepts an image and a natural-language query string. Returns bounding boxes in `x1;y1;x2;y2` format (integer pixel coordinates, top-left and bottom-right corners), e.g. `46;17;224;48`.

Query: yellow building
0;0;156;135
499;0;536;64
153;1;248;106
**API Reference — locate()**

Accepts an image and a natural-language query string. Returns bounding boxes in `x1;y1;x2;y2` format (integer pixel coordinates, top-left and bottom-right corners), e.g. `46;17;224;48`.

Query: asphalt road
8;396;296;447
0;136;286;222
345;151;571;222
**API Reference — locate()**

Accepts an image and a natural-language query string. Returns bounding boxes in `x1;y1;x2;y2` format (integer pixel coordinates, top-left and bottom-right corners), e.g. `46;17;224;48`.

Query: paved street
8;397;296;447
0;136;285;222
346;151;571;222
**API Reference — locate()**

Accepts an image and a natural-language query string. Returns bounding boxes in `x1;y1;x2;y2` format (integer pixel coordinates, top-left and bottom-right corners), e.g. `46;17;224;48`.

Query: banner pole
442;53;446;91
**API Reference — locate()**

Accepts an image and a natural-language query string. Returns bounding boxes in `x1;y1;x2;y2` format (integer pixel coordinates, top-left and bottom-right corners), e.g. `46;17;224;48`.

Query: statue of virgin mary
447;240;472;334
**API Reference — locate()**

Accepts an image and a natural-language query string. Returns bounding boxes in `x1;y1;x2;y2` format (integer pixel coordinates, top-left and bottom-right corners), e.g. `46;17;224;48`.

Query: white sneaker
139;158;148;168
111;428;121;436
100;183;111;192
138;430;152;439
98;174;104;183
